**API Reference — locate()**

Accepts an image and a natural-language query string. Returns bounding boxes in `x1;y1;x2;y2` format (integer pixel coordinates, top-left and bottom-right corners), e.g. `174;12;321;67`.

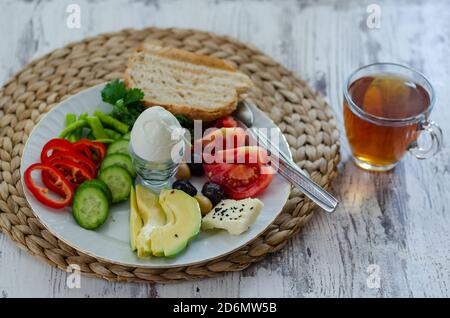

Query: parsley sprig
101;80;195;131
101;80;146;126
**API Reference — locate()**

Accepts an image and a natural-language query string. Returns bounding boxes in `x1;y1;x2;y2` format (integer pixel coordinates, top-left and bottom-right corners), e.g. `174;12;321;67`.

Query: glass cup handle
409;120;443;159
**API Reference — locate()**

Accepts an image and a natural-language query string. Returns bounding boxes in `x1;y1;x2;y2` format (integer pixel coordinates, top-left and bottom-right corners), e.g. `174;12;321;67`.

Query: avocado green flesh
131;188;201;258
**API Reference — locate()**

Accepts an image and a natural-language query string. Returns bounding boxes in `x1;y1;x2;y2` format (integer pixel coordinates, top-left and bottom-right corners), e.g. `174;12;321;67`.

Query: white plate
20;84;291;268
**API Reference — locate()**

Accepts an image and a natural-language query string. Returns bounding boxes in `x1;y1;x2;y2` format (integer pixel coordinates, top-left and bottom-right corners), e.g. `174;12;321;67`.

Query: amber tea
344;75;429;166
343;64;442;171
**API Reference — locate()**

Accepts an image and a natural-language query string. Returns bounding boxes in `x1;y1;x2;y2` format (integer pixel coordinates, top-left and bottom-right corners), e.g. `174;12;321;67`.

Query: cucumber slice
99;165;132;203
72;185;109;230
100;153;136;177
79;179;112;204
107;139;129;155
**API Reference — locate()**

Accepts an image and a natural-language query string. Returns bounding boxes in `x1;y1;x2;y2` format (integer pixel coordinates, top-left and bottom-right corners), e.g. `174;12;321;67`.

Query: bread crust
142;99;238;122
138;42;237;72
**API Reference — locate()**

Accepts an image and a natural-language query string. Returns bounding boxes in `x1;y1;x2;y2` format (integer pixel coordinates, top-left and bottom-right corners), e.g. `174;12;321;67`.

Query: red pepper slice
45;151;97;177
49;159;94;188
24;163;74;209
40;139;73;162
72;143;94;162
73;139;106;167
41;171;66;196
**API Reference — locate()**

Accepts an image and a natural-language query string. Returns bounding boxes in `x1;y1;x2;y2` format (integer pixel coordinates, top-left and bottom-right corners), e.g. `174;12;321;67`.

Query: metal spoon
233;100;339;213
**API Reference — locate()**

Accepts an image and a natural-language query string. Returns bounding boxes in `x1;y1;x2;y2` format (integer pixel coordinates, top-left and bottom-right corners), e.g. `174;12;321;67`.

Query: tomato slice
199;127;249;154
45;151;97;177
203;146;274;199
40;138;73;162
203;145;270;164
223;172;273;199
24;163;74;209
214;116;238;128
49;159;94;188
73;139;106;167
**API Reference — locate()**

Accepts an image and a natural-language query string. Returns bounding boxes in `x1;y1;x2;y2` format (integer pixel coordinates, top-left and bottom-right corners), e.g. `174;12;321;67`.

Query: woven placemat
0;27;340;283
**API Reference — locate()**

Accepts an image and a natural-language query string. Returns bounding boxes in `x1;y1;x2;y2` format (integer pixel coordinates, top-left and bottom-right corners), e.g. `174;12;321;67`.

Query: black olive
172;180;197;196
201;182;225;206
188;152;204;176
187;162;204;177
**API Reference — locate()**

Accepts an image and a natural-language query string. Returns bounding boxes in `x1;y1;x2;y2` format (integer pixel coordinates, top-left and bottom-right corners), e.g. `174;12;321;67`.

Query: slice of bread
124;42;253;121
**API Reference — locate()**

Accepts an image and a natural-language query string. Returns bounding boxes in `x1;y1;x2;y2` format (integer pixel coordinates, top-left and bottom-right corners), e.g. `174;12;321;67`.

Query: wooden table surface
0;0;449;298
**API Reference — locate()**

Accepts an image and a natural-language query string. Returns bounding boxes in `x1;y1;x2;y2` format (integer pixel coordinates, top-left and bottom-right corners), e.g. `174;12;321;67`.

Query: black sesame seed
250;207;254;210
175;234;178;238
239;208;243;212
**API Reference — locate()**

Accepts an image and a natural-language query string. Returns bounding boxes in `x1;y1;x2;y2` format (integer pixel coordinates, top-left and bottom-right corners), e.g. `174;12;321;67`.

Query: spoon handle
249;127;339;213
276;159;339;213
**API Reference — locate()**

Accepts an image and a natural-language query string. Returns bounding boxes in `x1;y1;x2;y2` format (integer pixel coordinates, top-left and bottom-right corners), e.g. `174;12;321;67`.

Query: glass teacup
343;63;443;171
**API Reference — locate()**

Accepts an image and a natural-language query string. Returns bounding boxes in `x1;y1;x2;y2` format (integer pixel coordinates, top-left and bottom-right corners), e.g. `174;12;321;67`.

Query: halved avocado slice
149;195;176;257
150;189;201;257
129;187;143;252
134;185;166;258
